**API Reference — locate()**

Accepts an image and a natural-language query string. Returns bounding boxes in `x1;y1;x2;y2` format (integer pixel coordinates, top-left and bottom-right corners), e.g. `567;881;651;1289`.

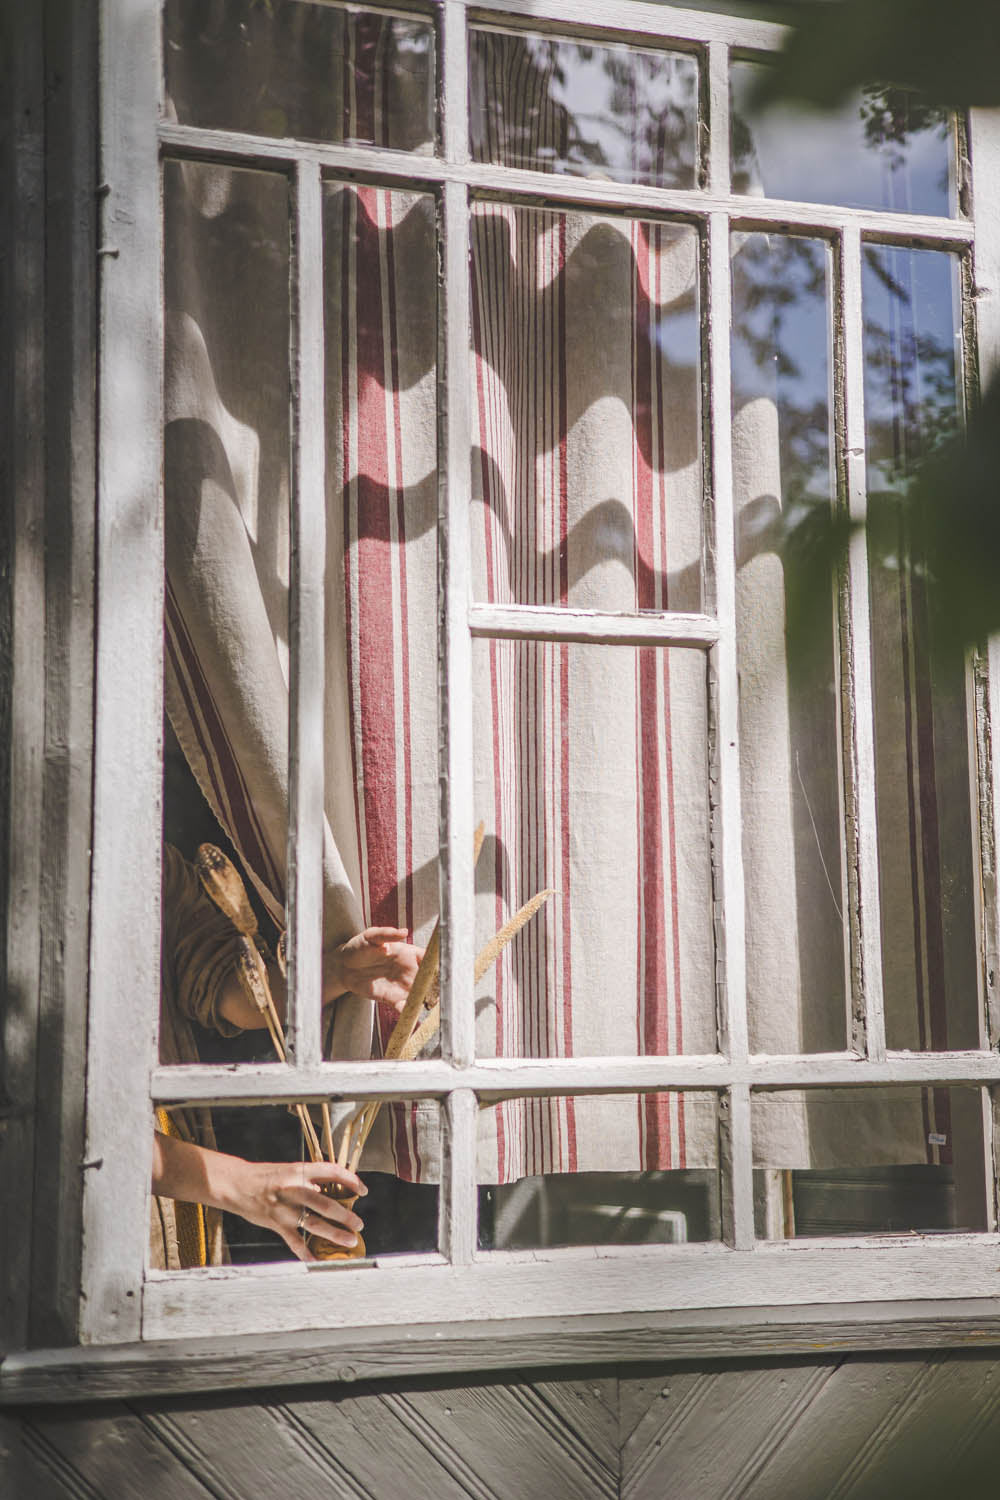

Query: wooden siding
4;1354;1000;1498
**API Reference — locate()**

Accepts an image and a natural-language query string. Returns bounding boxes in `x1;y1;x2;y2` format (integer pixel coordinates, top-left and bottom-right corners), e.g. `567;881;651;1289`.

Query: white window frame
6;0;1000;1404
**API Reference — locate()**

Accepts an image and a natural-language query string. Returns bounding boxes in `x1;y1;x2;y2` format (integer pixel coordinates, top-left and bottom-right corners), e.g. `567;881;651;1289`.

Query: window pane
471;204;703;612
153;1100;440;1267
478;1093;720;1245
323;183;439;979
731;233;846;1052
863;247;979;1051
472;641;716;1060
162;159;292;1066
164;0;435;151
731;61;955;217
752;1087;987;1237
470;27;699;188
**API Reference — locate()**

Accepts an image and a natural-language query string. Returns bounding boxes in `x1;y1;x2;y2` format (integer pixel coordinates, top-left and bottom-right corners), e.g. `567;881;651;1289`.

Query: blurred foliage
754;0;1000;656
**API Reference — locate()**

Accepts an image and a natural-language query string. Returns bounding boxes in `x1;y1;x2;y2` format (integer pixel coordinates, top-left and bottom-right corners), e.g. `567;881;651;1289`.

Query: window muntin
63;0;1000;1351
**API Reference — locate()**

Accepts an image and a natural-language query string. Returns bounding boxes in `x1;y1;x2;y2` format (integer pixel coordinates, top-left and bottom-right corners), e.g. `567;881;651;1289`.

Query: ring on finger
296;1207;309;1234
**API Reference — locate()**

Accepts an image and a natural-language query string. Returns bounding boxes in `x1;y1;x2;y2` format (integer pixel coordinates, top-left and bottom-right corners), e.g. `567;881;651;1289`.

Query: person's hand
220;1157;367;1264
324;927;424;1012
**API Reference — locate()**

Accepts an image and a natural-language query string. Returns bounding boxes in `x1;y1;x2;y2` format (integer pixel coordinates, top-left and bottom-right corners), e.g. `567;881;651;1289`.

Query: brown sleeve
162;843;244;1037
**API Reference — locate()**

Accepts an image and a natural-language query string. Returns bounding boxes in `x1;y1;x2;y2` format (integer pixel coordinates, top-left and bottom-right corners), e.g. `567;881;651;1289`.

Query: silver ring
296;1208;309;1234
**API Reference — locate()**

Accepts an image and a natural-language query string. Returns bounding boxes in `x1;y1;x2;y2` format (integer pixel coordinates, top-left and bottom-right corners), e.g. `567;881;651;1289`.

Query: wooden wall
4;1351;1000;1498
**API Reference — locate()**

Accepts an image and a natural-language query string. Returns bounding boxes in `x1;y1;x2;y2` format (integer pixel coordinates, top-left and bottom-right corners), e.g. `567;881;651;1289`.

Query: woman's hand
152;1133;366;1264
324;927;424;1013
218;1157;367;1263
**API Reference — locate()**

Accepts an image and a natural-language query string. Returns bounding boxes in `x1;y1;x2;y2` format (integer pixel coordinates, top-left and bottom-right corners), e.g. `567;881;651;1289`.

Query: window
6;0;1000;1387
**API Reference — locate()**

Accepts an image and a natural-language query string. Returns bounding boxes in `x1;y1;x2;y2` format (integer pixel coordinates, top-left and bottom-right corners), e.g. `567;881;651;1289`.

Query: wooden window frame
5;0;1000;1404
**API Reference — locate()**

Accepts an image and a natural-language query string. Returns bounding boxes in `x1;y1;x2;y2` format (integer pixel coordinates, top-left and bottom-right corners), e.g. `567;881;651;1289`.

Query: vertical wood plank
970;109;1000;1229
286;158;326;1069
0;0;45;1356
441;1088;478;1266
708;206;752;1249
438;0;476;1077
81;0;163;1344
706;39;729;196
30;0;99;1352
840;223;886;1062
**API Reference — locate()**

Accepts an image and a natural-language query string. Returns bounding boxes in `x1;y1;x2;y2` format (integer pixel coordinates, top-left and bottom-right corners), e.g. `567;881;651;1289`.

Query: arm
152;1131;367;1264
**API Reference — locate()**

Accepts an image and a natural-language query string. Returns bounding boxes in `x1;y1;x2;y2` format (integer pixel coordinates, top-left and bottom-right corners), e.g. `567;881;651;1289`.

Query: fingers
304;1161;366;1197
291;1185;365;1236
360;927;407;946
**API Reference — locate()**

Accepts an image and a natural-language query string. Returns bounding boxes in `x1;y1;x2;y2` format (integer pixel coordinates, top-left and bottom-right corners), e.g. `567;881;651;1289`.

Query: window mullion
286;158;326;1068
82;0;163;1345
841;223;887;1062
708;202;753;1249
468;604;719;647
439;0;477;1265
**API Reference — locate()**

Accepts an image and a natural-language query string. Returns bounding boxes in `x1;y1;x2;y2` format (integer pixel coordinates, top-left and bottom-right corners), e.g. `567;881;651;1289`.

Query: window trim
6;0;1000;1399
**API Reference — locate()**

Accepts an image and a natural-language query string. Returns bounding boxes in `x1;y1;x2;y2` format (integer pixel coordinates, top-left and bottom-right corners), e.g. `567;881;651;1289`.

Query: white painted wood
152;1049;1000;1106
156;125;976;245
722;1085;755;1250
2;0;46;1354
467;0;789;51
469;604;719;646
286;159;326;1069
80;0;163;1345
438;146;476;1076
840;223;887;1063
707;39;730;196
441;1088;478;1266
141;1234;1000;1344
708;207;752;1249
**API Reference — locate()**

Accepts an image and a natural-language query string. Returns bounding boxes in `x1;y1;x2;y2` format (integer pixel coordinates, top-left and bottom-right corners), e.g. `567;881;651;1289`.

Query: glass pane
731;61;955;217
863;247;979;1051
162;158;292;1063
472;641;715;1060
478;1093;720;1246
323;183;439;982
165;0;435;151
752;1087;987;1237
731;233;845;1052
471;204;702;612
470;27;699;188
153;1100;440;1267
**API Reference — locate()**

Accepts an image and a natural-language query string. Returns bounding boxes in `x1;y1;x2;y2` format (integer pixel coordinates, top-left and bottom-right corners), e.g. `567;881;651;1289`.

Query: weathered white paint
156;124;975;246
80;0;163;1346
468;0;789;50
440;1088;478;1266
139;1234;1000;1344
151;1051;1000;1105
286;158;326;1068
840;222;886;1063
438;4;476;1077
469;604;719;646
707;38;730;197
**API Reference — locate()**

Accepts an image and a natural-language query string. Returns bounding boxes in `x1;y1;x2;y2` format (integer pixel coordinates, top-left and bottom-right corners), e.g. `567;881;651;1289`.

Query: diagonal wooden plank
738;1355;932;1500
830;1353;1000;1500
393;1378;618;1500
529;1374;620;1473
135;1399;364;1500
620;1367;718;1481
25;1404;216;1500
2;1414;101;1500
286;1387;478;1500
622;1361;837;1500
